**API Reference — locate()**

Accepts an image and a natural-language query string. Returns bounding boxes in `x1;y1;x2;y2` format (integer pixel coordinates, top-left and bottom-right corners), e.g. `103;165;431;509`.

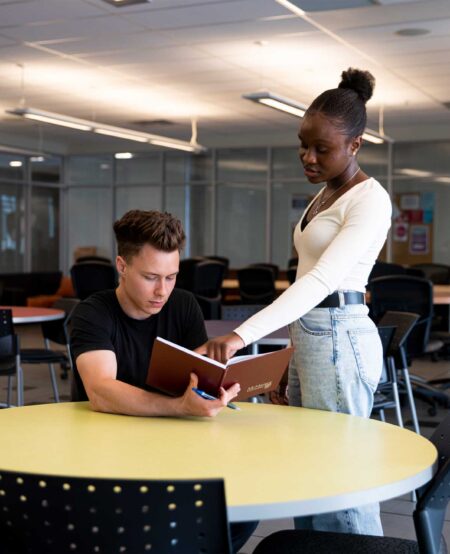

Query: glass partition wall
0;153;61;273
3;140;450;275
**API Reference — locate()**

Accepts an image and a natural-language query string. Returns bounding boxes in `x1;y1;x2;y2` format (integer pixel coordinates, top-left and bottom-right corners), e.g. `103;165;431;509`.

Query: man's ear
116;256;127;275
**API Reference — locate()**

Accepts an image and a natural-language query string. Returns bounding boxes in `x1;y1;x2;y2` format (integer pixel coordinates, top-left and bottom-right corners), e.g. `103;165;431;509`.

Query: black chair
288;257;298;270
369;276;449;427
368;260;424;282
70;262;117;300
372;324;403;427
287;268;296;285
249;263;279;280
75;255;112;264
411;263;450;285
19;298;79;402
0;309;23;407
237;267;276;305
175;257;205;291
205;255;229;277
253;409;450;554
0;472;232;554
192;261;226;320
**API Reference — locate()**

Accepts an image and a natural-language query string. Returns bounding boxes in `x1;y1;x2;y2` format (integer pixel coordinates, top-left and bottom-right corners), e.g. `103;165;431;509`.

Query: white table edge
13;312;64;324
228;463;436;522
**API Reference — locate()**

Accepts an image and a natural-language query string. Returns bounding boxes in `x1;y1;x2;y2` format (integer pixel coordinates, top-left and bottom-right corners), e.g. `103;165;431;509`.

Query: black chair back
249;263;279;280
176;257;205;291
287;268;296;285
369;276;434;358
0;309;18;375
75;255;112;264
192;261;225;298
0;472;232;554
287;257;298;269
237;267;276;305
70;262;117;300
411;263;450;285
40;298;80;346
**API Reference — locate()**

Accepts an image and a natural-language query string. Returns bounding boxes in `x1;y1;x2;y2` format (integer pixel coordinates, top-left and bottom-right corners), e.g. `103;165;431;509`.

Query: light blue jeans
288;303;384;536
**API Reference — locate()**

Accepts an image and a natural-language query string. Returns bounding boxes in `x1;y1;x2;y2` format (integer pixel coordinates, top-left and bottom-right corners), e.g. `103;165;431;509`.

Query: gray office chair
19;298;79;402
0;473;232;554
254;409;450;554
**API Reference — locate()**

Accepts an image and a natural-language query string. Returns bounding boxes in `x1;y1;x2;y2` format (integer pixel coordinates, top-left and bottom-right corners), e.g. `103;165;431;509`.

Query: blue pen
192;387;240;410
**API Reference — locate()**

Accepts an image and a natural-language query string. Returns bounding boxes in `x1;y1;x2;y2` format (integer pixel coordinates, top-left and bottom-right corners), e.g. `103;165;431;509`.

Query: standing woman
197;68;392;536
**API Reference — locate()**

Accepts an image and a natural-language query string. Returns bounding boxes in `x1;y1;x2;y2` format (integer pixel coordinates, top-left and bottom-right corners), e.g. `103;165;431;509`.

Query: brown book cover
146;337;294;401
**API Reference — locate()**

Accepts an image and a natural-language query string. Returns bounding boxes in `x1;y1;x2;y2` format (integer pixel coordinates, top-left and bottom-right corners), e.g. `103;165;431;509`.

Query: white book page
156;337;226;369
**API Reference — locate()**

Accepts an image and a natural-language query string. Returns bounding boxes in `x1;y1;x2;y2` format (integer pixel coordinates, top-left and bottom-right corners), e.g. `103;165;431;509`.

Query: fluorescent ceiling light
30;156;45;162
6;107;206;154
102;0;152;6
398;168;433;178
435;176;450;184
114;152;134;159
244;91;307;118
9;160;23;167
243;91;392;144
149;139;198;153
94;128;148;143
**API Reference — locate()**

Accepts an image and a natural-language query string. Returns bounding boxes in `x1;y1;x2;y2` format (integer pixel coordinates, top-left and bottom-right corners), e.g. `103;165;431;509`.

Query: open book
146;337;294;401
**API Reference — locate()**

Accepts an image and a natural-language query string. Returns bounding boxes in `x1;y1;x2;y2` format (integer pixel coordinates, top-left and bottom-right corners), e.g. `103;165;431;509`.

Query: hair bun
338;67;375;103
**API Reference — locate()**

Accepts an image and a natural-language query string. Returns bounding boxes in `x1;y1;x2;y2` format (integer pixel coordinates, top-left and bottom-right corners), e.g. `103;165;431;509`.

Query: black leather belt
316;291;365;309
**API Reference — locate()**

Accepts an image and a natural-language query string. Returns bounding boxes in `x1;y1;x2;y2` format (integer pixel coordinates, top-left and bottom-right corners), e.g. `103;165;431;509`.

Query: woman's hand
194;333;245;364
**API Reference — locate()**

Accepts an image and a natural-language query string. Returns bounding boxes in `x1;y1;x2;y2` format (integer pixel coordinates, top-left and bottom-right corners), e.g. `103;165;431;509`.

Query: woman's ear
351;136;363;156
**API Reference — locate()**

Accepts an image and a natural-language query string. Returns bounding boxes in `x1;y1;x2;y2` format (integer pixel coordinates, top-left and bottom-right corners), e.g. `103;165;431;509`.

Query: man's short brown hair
113;210;185;261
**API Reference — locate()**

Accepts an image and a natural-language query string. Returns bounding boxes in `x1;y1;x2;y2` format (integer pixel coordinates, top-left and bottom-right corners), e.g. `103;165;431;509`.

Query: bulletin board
391;192;434;265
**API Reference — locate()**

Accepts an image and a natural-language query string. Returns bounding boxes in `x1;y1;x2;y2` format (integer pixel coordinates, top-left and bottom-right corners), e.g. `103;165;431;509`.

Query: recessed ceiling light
395;28;430;37
101;0;152;6
9;160;23;167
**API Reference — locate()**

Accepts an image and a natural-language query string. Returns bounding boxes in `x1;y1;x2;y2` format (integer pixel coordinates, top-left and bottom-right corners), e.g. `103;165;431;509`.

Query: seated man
70;209;256;552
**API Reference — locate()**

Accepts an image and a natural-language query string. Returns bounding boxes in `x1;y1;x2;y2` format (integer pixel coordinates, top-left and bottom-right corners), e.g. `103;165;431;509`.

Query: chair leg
391;382;404;427
7;376;12;407
48;363;60;403
16;356;24;407
401;368;420;434
378;409;386;422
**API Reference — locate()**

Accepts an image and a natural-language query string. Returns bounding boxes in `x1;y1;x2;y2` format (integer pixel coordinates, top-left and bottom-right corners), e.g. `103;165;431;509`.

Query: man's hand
177;373;240;417
194;332;245;364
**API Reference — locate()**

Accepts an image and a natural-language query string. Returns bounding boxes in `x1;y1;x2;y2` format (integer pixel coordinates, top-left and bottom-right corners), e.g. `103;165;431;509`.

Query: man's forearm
87;379;183;417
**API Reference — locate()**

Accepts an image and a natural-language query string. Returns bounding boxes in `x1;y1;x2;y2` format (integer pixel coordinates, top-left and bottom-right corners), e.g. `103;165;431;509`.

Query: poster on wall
400;194;420;210
393;220;408;242
409;225;429;255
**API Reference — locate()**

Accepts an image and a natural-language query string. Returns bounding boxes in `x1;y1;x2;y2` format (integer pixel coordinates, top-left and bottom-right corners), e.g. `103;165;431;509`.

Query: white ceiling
0;0;449;154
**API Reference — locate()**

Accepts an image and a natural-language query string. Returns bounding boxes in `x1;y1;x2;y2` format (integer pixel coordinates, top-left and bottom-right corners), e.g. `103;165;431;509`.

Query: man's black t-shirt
70;288;207;400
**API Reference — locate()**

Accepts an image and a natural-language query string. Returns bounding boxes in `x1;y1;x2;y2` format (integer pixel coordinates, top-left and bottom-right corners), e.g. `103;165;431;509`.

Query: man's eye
145;276;157;281
167;276;176;281
317;147;328;154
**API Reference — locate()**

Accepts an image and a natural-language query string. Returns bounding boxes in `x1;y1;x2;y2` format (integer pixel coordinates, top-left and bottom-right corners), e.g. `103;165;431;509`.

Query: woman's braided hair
306;68;376;138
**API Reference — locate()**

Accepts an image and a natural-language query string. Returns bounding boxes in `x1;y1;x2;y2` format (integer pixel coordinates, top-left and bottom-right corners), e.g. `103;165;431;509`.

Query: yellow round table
0;402;436;521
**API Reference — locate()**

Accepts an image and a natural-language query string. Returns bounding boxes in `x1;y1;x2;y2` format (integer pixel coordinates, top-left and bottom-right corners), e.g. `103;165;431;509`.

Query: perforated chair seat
253;529;419;554
0;472;232;554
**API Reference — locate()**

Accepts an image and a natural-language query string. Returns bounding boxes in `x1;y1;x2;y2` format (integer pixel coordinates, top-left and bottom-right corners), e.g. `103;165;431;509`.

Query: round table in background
0;306;65;324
